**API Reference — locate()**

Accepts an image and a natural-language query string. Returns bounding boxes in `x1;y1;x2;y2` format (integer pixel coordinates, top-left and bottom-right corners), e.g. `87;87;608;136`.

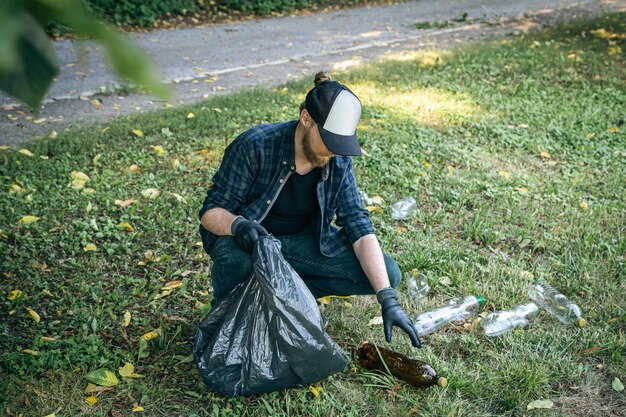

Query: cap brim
318;125;362;156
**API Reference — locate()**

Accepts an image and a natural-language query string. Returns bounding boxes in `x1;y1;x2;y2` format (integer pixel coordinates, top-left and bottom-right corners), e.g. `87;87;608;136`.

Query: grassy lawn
1;12;625;417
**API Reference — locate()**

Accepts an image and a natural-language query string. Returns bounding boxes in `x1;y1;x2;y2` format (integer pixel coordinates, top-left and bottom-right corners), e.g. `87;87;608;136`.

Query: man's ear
300;108;311;127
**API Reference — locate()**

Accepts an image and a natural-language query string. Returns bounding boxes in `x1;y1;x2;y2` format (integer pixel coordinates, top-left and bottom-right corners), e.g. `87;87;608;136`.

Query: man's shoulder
330;155;354;170
236;121;297;146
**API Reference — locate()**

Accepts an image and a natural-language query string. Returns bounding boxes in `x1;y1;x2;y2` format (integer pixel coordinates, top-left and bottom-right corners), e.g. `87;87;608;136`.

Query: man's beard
302;129;331;168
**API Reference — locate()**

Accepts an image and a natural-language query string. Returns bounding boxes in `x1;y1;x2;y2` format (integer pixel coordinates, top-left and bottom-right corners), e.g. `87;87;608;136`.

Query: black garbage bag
192;235;348;396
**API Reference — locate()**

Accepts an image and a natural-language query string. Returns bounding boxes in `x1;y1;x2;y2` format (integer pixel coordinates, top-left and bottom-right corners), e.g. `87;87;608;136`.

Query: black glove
231;216;268;253
377;287;421;348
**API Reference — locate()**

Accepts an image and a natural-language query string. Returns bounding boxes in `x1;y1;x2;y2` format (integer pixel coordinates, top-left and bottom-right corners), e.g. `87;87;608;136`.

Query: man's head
302;72;362;157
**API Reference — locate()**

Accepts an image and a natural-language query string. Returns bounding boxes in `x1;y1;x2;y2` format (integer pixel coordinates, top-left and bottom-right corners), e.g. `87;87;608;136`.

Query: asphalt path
1;0;624;145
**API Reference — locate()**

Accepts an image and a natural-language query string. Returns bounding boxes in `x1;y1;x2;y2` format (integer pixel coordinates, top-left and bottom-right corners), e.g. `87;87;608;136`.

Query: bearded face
302;124;332;168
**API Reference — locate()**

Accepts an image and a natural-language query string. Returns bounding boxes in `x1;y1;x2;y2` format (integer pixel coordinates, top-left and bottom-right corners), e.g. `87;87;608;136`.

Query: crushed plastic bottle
406;269;429;300
480;302;539;336
527;282;587;327
359;190;373;206
391;196;417;220
356;342;447;389
413;295;485;336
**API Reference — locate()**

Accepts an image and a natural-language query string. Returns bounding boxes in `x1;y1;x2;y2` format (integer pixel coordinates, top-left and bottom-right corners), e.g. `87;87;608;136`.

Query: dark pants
205;226;401;305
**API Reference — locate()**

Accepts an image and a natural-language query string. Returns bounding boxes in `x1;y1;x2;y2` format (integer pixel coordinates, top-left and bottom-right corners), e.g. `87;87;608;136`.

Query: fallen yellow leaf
579;201;589;210
85;395;98;405
128;164;140;174
117;221;134;232
93;153;102;165
84;243;97;252
119;362;143;378
18;215;39;225
86;369;119;387
169;192;185;202
123;311;132;327
142;329;161;340
499;170;510;179
152;145;165;156
516;187;529;194
22;349;39;356
86;202;92;214
132;129;144;137
40;336;57;342
27;308;41;323
447;165;455;175
132;405;145;412
371;196;384;205
154;289;172;300
540;151;551;159
119;362;134;377
162;280;183;290
7;290;25;300
114;199;135;208
141;188;161;199
317;296;332;305
172;158;180;169
71;171;90;182
0;230;6;239
18;149;34;157
9;183;26;193
607;127;619;133
308;385;323;398
343;301;353;308
186;112;195;120
70;179;86;190
90;99;102;110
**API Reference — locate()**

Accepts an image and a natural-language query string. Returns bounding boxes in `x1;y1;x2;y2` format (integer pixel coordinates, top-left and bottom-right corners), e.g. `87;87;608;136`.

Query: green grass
2;12;625;417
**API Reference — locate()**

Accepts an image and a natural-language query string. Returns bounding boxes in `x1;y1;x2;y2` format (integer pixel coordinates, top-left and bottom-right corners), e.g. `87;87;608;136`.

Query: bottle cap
577;317;587;328
476;295;485;306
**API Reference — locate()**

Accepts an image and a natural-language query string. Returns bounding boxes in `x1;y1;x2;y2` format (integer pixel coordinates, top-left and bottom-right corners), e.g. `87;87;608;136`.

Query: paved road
1;0;624;145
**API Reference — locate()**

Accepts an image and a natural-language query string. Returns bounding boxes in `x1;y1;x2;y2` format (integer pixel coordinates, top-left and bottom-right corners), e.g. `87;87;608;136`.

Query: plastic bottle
406;269;429;300
527;282;587;327
356;342;447;389
391;196;417;220
359;190;373;206
413;295;485;336
480;302;539;337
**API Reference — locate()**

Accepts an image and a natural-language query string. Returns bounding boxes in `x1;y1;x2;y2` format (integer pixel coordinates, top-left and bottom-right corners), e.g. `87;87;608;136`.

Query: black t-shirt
261;168;321;236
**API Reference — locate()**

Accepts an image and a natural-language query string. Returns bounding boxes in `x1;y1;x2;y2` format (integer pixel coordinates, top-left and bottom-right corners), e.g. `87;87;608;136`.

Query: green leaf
86;369;119;387
613;377;624;392
0;11;58;108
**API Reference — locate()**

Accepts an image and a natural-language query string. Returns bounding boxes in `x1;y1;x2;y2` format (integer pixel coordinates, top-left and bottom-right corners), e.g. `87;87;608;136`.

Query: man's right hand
231;216;268;253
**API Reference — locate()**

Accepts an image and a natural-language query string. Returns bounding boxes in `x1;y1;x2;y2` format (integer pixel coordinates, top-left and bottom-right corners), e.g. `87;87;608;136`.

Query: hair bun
314;71;332;85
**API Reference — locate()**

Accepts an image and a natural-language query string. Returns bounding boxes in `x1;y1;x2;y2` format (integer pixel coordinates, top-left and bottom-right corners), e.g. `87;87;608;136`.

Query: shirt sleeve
334;158;375;244
198;139;257;219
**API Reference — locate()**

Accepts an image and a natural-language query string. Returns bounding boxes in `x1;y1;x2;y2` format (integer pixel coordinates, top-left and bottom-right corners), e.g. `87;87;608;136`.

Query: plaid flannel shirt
198;120;374;256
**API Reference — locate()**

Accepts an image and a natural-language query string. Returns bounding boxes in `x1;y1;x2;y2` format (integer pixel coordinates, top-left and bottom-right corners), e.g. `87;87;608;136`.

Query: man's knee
209;236;254;301
384;254;402;289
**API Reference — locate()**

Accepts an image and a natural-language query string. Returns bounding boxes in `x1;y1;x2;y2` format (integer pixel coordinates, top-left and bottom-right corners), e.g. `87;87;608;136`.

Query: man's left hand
377;288;421;348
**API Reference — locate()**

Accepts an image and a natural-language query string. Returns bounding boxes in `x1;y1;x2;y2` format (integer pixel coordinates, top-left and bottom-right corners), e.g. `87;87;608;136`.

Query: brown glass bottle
356;342;447;389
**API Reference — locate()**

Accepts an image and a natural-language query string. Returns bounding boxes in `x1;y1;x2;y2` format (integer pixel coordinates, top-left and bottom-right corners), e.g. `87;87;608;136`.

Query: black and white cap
305;80;362;156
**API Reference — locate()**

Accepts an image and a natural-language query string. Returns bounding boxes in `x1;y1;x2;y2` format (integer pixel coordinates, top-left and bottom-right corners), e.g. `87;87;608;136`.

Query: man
198;72;420;348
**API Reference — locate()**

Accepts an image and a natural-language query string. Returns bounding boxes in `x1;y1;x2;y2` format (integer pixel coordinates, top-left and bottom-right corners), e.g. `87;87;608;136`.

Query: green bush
87;0;198;27
48;0;368;33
